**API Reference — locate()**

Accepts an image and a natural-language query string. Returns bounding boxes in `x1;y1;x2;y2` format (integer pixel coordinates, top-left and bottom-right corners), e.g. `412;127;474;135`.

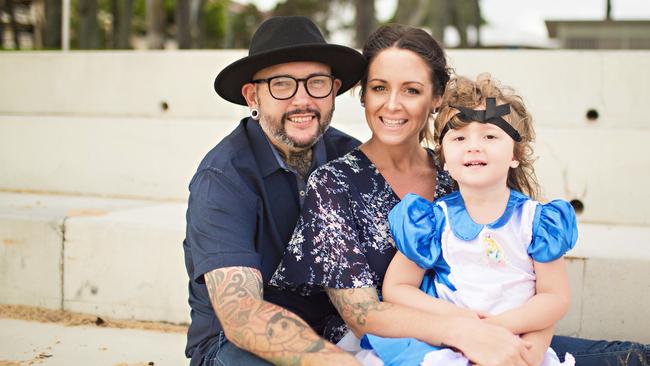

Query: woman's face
363;47;438;147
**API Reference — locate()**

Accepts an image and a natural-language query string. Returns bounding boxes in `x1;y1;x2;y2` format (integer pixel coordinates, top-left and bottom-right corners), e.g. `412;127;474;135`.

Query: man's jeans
552;335;649;365
201;331;271;366
201;332;649;366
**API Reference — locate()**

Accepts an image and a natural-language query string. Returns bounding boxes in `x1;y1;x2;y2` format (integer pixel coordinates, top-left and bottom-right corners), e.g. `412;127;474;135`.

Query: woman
270;24;539;365
270;24;649;366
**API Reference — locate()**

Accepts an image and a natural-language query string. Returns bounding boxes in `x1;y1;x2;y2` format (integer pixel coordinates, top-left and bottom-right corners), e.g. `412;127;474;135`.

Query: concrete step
0;192;189;324
2;114;650;225
0;317;188;366
1;191;649;343
2;51;649;129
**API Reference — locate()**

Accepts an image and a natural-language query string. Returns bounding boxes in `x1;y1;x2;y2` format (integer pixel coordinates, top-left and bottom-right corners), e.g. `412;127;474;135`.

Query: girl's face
442;121;519;191
363;47;439;147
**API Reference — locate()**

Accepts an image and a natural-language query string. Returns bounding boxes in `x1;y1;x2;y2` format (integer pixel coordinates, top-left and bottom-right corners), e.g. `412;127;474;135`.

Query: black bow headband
438;97;522;143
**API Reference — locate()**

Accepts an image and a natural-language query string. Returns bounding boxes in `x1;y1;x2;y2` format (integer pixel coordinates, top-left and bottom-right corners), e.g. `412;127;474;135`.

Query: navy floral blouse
270;147;455;297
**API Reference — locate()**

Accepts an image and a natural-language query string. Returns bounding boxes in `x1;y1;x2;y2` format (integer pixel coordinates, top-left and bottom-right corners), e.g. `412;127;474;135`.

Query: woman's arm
382;252;479;319
326;287;535;366
483;257;571;335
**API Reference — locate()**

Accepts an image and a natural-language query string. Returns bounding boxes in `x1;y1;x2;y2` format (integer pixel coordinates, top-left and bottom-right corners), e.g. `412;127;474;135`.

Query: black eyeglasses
251;74;335;100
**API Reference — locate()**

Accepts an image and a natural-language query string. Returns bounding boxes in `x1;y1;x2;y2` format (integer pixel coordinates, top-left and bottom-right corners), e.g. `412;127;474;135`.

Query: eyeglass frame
251;74;337;100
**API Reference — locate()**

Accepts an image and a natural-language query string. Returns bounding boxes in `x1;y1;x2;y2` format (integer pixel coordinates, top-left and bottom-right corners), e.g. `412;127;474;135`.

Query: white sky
240;0;650;46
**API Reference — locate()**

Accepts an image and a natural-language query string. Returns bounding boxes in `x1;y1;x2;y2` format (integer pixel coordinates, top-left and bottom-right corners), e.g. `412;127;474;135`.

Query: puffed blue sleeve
388;193;445;269
528;200;578;262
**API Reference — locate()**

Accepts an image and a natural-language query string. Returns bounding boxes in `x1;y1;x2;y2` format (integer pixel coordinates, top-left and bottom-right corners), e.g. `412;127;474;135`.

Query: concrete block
0;115;238;200
449;50;650;129
560;223;650;343
0;214;63;309
0;192;164;311
556;257;584;337
535;128;650;226
580;258;650;343
2;51;649;128
63;202;189;324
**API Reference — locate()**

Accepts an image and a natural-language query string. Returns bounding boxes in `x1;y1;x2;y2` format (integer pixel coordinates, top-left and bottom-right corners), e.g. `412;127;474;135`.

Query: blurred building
546;20;650;49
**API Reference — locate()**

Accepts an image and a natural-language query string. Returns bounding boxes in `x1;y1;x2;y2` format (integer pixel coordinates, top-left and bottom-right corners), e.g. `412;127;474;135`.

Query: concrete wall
1;51;649;342
2;51;649;225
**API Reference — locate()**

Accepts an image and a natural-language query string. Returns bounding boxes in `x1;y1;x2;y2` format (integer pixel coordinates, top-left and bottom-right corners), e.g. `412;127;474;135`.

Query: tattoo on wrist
327;288;393;327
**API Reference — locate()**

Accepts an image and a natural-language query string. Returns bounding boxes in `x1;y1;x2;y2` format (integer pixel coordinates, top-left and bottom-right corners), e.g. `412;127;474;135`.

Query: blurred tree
393;0;427;27
44;0;62;48
392;0;482;48
354;0;376;48
3;0;20;49
0;1;4;48
146;0;165;48
79;0;100;48
199;0;227;48
272;0;334;37
175;0;190;48
112;0;133;48
229;3;262;48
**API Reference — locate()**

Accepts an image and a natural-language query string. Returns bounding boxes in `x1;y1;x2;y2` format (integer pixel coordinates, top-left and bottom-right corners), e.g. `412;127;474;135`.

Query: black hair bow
439;97;521;143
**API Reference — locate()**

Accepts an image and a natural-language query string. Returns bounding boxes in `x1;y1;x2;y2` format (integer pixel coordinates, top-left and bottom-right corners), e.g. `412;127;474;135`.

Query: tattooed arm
327;287;535;366
205;267;360;366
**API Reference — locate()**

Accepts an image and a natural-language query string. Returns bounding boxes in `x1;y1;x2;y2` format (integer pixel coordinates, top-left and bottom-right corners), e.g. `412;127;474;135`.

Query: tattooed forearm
204;267;354;366
327;287;393;330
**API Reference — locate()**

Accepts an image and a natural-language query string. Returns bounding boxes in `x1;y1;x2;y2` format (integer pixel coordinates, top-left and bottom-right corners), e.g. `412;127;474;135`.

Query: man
183;16;364;366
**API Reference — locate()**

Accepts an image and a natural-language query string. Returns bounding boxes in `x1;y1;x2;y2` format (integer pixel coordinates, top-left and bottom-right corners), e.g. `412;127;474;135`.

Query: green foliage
272;0;334;37
229;4;263;49
200;0;228;48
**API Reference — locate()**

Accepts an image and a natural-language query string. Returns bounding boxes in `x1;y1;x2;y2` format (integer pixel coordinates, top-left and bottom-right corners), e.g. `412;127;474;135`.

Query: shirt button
299;190;306;197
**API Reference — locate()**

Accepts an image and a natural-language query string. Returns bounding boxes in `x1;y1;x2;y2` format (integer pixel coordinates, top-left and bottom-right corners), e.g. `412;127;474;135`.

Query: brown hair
433;73;540;199
360;24;451;143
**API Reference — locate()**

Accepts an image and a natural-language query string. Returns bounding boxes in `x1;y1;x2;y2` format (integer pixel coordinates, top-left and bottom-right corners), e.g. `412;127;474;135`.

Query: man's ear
242;83;257;107
332;78;342;96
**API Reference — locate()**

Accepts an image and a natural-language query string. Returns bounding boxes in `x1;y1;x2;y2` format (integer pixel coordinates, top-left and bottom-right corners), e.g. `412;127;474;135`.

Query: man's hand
205;267;359;366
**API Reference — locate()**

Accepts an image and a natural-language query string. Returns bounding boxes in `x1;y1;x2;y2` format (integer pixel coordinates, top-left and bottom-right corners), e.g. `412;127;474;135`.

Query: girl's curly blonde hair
433;73;540;199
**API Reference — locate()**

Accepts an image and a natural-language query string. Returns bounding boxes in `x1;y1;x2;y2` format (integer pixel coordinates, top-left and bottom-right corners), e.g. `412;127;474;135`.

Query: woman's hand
447;317;534;366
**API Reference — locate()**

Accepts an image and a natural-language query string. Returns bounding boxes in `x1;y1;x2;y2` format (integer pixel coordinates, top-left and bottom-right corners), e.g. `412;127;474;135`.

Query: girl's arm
483;257;571;335
382;252;479;319
520;325;555;366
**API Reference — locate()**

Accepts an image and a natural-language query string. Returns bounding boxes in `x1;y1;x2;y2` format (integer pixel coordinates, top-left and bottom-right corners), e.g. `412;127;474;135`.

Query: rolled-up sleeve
187;168;260;283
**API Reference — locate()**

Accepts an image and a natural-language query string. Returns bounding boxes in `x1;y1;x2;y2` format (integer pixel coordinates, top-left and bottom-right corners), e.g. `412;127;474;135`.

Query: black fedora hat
214;16;366;106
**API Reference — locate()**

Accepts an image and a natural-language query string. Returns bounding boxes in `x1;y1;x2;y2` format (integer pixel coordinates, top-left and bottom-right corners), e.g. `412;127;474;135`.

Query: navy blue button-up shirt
183;117;360;364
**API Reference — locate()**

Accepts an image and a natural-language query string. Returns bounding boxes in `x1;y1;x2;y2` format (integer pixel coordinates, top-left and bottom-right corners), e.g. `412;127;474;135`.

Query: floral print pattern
270;147;455;296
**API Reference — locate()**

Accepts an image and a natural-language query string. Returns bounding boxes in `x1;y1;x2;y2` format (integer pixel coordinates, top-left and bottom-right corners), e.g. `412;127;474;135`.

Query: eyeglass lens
269;76;333;99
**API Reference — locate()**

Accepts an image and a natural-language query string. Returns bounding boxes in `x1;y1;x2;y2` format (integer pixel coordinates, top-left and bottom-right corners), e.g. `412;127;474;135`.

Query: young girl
359;74;578;366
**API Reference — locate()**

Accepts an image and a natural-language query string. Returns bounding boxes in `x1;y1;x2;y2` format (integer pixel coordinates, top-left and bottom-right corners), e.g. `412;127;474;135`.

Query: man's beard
260;106;334;150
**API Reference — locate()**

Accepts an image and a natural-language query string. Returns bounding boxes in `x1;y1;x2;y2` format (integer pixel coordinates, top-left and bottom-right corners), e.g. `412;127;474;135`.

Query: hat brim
214;43;367;106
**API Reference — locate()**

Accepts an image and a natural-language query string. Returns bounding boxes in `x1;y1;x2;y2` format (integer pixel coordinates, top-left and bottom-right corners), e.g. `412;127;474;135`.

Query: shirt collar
442;189;529;241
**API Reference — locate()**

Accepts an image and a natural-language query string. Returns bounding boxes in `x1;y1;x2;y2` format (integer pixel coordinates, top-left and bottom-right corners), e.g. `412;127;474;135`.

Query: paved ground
0;318;188;366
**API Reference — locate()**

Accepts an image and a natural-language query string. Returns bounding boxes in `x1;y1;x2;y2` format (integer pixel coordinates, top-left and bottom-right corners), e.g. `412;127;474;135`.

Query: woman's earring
250;108;260;120
511;160;520;168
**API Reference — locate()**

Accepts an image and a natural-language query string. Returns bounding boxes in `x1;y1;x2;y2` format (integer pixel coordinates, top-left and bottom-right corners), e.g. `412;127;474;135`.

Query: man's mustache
282;109;321;121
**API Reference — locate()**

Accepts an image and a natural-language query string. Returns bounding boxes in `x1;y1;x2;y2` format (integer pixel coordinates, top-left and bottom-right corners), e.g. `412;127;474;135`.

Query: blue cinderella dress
360;190;578;366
